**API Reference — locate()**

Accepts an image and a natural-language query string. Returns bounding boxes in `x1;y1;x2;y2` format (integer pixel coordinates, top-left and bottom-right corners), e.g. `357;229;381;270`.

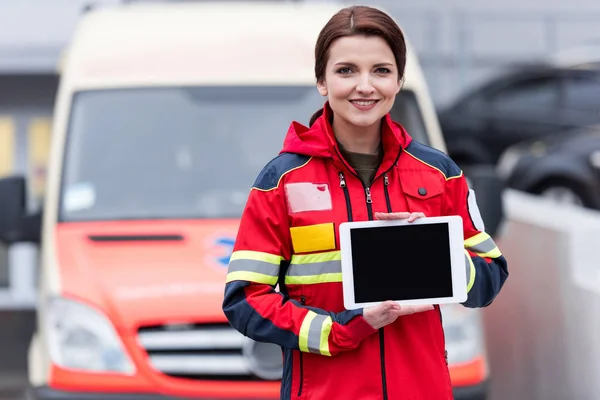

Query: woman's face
317;35;402;130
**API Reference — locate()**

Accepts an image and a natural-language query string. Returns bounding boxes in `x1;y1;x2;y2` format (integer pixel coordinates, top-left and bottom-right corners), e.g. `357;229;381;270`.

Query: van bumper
29;384;486;400
27;386;271;400
452;381;488;400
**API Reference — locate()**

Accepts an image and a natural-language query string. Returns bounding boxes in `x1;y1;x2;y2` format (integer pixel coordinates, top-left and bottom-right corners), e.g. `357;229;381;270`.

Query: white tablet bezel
339;215;467;310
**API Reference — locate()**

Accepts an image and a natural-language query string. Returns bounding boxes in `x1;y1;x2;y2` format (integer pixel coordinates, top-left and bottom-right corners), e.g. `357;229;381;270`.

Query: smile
349;99;380;110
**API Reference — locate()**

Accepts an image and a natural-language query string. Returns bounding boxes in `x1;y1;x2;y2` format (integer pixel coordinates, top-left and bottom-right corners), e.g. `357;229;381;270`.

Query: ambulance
0;2;493;399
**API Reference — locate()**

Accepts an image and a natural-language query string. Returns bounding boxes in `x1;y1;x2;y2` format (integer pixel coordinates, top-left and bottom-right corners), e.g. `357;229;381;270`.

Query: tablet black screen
350;223;454;303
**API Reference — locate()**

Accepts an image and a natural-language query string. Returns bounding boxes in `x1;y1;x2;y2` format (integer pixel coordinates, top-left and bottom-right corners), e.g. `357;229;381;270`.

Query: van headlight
441;304;486;365
45;296;135;374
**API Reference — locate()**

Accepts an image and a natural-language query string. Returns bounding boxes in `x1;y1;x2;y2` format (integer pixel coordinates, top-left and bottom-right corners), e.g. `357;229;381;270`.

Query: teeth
352;100;377;106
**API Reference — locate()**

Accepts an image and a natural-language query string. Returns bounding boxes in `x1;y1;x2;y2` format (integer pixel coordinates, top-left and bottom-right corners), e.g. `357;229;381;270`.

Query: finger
383;300;401;311
379;301;398;315
388;305;432;317
374;212;411;220
407;212;426;222
411;304;434;312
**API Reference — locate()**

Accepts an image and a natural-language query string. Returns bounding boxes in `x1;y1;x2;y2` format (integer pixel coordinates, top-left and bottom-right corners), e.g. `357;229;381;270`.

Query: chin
346;114;383;128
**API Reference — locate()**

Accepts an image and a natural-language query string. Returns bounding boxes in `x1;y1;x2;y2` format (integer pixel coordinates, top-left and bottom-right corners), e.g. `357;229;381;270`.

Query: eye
336;67;353;75
375;67;392;74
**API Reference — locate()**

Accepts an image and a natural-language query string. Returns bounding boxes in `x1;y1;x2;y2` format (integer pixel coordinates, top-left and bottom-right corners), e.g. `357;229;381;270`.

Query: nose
356;73;375;94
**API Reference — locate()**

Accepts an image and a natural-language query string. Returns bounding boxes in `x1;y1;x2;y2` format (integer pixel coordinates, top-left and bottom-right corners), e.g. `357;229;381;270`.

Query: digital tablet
339;216;467;309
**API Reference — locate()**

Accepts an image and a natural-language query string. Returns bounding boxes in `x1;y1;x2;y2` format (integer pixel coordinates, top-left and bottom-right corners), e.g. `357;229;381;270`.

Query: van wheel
531;179;594;209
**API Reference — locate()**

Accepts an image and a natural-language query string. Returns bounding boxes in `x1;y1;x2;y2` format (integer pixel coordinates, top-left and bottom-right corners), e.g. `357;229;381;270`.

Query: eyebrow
333;62;395;68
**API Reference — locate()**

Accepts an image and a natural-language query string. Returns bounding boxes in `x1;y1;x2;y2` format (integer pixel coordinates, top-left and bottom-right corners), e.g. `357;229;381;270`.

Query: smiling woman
223;5;508;400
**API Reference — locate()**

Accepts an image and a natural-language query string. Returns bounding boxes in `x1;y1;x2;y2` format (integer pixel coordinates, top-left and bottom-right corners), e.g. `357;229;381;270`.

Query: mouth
349;99;380;111
349;99;380;106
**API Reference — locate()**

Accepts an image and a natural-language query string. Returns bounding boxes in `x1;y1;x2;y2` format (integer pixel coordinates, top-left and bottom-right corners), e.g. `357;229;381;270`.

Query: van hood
54;220;239;331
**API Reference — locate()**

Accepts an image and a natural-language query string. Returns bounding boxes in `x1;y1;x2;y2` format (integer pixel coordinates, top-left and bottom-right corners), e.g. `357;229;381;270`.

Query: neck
332;116;382;155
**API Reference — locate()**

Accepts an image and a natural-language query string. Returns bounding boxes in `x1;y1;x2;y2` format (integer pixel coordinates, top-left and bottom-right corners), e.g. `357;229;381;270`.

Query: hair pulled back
309;6;407;126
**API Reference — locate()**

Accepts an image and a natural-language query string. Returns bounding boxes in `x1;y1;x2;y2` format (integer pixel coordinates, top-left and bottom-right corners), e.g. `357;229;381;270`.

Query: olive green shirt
337;140;383;187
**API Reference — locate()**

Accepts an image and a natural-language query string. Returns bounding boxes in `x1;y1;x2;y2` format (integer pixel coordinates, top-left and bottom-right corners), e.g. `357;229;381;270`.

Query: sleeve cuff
347;315;378;342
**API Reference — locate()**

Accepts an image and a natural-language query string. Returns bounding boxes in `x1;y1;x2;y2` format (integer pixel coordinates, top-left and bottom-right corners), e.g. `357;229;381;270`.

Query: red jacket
223;104;508;400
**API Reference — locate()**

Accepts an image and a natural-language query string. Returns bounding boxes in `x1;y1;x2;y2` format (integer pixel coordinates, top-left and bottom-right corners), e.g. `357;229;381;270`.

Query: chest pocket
400;174;445;217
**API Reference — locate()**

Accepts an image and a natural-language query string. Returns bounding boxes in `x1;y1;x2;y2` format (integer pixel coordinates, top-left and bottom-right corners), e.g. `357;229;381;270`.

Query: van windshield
59;87;430;221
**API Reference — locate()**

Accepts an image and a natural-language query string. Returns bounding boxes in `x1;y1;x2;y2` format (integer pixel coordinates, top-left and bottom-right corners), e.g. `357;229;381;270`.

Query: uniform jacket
223;104;508;400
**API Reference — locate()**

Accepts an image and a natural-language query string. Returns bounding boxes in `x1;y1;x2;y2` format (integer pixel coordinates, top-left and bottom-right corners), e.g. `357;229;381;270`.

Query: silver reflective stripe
287;260;341;276
308;314;328;354
466;236;497;254
465;253;471;284
228;259;279;276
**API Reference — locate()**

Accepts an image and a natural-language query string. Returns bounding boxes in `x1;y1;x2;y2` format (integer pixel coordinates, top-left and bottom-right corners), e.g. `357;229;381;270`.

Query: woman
223;5;508;399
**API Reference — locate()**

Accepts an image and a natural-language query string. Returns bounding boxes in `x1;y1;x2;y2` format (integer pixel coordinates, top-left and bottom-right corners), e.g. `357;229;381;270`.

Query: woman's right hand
362;301;434;329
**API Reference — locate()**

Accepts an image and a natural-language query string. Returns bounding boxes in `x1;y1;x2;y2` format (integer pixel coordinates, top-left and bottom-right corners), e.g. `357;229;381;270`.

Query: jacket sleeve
444;173;509;308
222;168;376;357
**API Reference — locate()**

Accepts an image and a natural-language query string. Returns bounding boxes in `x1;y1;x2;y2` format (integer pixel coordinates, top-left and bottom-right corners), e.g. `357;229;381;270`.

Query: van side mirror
463;165;505;238
0;176;42;244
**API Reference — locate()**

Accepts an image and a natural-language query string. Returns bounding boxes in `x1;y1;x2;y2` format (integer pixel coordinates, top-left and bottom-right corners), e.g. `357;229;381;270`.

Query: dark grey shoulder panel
252;153;311;190
404;141;462;179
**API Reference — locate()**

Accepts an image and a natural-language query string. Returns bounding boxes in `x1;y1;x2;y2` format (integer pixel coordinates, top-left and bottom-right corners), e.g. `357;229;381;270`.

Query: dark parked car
438;65;600;167
496;126;600;209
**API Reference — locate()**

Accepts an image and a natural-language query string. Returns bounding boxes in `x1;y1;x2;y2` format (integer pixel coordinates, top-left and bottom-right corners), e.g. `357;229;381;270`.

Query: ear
317;80;328;97
396;77;404;94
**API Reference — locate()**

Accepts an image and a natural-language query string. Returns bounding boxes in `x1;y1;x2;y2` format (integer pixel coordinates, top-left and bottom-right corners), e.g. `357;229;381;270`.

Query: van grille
137;323;279;381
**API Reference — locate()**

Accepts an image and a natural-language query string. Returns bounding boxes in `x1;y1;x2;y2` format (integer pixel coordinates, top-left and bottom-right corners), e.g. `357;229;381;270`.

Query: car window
490;76;560;112
563;75;600;111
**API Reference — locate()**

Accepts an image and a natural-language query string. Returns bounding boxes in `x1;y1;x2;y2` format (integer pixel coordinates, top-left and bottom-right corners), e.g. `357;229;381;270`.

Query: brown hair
309;6;407;126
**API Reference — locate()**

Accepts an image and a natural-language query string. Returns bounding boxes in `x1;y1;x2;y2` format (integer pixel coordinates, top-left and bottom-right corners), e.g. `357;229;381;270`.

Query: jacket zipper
338;172;353;221
339;170;373;220
340;171;388;399
337;151;400;400
435;304;449;365
364;186;373;220
380;330;388;400
383;174;392;213
380;173;392;400
298;296;307;397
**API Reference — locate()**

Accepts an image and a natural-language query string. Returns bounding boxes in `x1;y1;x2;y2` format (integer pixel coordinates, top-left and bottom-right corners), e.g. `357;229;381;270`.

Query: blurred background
1;0;600;399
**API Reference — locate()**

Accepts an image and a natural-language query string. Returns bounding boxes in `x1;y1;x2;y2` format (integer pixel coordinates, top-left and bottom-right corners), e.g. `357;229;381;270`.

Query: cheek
379;79;402;97
326;78;354;99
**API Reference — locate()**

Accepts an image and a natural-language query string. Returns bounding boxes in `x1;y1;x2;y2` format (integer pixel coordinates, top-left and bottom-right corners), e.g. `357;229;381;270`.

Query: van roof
63;1;425;91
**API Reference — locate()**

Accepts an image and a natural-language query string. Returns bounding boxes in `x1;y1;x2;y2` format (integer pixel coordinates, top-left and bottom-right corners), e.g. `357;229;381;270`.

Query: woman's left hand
374;211;426;223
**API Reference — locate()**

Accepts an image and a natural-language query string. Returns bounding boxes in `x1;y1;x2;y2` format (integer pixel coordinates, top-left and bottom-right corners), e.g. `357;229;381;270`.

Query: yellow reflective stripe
464;232;502;258
299;310;332;356
477;246;502;259
285;273;343;285
465;250;476;293
299;311;316;352
225;271;278;285
291;250;341;264
464;232;490;247
286;251;342;284
319;316;333;356
226;251;282;284
230;250;283;265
